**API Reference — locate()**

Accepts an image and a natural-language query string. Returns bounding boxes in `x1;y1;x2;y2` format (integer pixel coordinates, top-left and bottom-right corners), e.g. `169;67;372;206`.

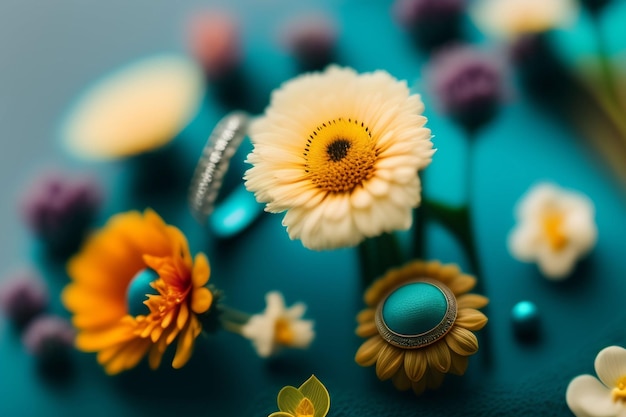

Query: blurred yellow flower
62;209;214;374
61;55;204;160
471;0;579;39
355;260;488;395
269;375;330;417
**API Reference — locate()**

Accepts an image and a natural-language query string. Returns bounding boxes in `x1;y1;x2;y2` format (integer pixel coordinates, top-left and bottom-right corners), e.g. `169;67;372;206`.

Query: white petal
566;374;620;417
322;194;350;221
241;315;276;358
264;291;286;318
507;225;537;261
535;245;578;279
351;187;373;209
364;176;391;198
596;346;626;389
290;321;315;348
285;302;307;319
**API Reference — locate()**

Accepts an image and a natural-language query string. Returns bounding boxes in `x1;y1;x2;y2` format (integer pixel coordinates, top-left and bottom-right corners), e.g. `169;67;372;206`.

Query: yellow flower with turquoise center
62;209;214;374
355;260;488;395
269;375;330;417
244;66;434;250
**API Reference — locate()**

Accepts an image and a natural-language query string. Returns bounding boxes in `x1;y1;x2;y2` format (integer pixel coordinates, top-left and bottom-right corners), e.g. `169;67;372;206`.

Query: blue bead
511;300;540;338
126;268;160;317
382;282;448;335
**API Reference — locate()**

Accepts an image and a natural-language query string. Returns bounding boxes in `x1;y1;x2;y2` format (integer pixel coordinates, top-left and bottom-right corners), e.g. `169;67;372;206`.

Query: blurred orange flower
62;209;214;374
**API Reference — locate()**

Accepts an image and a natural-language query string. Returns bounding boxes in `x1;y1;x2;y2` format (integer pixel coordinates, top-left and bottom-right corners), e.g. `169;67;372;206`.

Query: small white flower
241;291;315;358
470;0;579;39
508;183;597;280
566;346;626;417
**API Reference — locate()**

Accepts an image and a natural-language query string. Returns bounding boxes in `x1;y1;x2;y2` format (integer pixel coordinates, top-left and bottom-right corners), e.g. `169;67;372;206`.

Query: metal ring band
188;111;250;224
375;278;458;349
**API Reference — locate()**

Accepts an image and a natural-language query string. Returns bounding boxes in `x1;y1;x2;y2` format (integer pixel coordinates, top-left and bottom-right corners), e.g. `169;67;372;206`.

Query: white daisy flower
470;0;579;39
241;291;314;358
244;66;434;250
567;346;626;417
508;183;597;280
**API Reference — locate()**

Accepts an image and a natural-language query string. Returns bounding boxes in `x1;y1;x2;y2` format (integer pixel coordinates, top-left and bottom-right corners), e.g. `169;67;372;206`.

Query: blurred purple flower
20;171;102;254
22;315;75;356
393;0;466;50
281;15;337;71
427;44;505;132
0;270;48;326
187;12;241;81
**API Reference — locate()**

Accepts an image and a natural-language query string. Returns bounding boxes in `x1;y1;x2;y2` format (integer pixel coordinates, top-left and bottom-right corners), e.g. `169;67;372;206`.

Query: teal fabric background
1;0;625;416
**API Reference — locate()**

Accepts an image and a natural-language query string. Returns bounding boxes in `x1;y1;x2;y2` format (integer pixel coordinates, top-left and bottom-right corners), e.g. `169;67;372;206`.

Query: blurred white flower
241;291;314;358
508;183;597;279
470;0;579;39
567;346;626;417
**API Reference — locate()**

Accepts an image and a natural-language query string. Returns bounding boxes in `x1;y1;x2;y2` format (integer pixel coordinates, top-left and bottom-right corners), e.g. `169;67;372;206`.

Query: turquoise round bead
511;300;540;339
382;282;448;335
126;268;159;317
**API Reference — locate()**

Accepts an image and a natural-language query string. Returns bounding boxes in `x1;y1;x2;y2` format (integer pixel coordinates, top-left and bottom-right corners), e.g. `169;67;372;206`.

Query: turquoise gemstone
126;268;159;317
511;300;540;339
382;282;448;335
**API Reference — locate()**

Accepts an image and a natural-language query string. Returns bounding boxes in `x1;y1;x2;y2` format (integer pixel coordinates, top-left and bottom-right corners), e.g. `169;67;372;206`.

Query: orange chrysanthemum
355;260;488;395
62;209;214;375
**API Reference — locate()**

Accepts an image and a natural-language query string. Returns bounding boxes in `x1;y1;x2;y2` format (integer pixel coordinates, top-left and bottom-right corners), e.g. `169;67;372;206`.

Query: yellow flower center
275;317;295;345
542;210;568;251
295;397;315;417
613;376;626;402
304;118;377;193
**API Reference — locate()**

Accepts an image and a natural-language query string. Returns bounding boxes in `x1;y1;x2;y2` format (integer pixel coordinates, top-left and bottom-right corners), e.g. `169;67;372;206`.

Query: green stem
358;238;379;288
412;170;428;259
358;232;405;289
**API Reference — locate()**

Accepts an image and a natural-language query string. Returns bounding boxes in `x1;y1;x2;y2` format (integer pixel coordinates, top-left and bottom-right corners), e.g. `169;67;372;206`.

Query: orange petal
392;368;412;391
161;309;175;329
62;284;125;317
376;344;405;381
192;253;210;287
404;349;427;382
172;317;200;369
448;274;476;296
355;335;385;367
356;309;375;324
457;294;489;310
455;308;488;331
355;320;377;338
445;327;479;356
102;338;151;375
73;309;126;329
449;351;469;375
149;343;165;370
177;303;190;330
191;287;213;314
425;341;451;373
435;264;461;283
75;324;136;351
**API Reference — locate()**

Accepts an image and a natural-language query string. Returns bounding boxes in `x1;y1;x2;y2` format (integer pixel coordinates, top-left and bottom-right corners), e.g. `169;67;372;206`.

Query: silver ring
188;111;250;224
